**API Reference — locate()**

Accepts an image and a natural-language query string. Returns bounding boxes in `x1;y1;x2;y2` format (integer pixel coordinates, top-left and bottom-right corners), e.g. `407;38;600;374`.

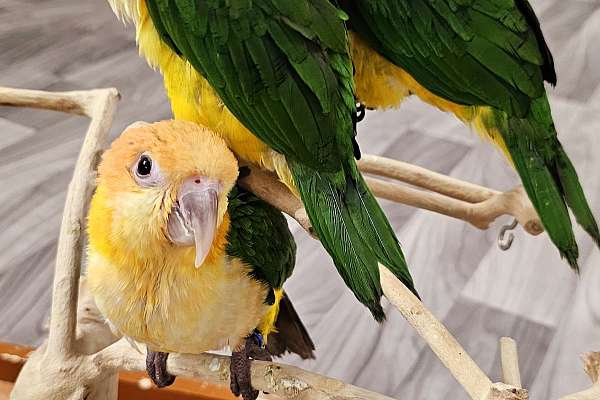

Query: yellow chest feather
87;248;269;353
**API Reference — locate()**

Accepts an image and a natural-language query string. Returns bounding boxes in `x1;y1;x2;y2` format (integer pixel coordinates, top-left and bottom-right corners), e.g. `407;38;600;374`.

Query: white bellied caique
106;0;419;320
337;0;599;269
86;120;314;399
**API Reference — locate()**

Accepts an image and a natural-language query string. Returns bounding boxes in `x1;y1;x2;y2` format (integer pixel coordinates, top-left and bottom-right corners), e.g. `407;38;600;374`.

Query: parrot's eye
133;153;162;187
137;155;152;176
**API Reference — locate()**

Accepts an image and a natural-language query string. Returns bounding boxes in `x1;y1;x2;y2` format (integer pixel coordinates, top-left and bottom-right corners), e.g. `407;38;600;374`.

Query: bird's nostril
194;179;201;184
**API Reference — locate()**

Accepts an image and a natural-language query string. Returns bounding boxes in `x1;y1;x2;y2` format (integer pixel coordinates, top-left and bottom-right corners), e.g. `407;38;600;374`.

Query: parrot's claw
230;331;271;400
238;165;251;179
146;348;176;388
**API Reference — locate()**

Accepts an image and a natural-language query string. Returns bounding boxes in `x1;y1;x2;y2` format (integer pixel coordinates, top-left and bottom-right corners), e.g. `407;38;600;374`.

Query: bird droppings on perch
3;86;588;400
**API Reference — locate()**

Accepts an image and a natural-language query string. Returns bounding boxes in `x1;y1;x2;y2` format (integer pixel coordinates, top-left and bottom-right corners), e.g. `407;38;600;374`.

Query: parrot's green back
145;0;417;320
339;0;599;267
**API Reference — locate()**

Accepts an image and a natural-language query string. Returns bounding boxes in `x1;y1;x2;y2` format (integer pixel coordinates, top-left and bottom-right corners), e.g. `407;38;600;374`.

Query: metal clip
498;218;518;251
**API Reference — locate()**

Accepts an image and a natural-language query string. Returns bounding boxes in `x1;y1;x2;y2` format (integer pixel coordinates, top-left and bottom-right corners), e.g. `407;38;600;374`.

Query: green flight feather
226;185;296;290
291;160;417;321
486;98;599;269
145;0;417;319
340;0;599;266
226;186;315;359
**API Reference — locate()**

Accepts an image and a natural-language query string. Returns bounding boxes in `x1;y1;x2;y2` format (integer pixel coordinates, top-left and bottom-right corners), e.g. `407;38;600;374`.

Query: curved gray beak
166;176;221;268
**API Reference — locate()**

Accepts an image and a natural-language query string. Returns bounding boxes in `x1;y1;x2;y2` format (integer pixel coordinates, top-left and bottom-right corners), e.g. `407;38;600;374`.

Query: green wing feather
146;0;417;319
147;0;350;171
226;186;315;359
340;0;599;267
226;185;296;290
340;0;551;116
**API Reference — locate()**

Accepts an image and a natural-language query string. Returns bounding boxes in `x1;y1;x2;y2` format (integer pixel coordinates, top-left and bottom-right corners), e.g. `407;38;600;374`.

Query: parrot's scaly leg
230;331;271;400
146;348;176;388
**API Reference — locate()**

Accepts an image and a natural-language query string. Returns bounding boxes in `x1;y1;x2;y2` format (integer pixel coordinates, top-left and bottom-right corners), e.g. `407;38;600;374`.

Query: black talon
238;165;251;179
264;288;276;305
230;331;272;400
146;348;176;388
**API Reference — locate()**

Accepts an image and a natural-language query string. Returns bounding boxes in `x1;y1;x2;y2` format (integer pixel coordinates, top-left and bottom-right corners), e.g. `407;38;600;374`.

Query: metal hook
356;103;366;122
498;218;518;251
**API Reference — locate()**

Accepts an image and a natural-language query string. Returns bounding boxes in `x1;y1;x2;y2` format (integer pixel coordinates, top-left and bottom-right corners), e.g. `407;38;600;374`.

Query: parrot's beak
166;176;221;268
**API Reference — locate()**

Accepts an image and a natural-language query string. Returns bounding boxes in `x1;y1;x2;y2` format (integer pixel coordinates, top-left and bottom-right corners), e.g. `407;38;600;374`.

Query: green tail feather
554;147;600;248
491;97;599;270
290;160;417;321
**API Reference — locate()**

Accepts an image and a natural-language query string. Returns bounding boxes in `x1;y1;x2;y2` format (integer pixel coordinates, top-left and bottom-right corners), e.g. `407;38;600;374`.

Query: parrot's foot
146;348;176;388
230;331;271;400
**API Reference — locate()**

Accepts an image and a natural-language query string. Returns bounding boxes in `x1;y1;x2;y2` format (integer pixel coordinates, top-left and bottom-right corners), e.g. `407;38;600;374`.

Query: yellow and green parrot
87;120;314;398
337;0;599;268
107;0;418;320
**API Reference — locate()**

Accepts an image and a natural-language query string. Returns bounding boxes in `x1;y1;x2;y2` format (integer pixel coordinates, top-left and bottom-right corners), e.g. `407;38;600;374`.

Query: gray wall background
0;1;599;399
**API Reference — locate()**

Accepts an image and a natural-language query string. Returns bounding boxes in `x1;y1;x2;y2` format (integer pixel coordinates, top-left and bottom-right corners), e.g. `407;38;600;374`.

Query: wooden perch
238;164;542;239
96;338;395;400
500;337;523;388
560;353;600;400
358;155;542;236
2;86;533;400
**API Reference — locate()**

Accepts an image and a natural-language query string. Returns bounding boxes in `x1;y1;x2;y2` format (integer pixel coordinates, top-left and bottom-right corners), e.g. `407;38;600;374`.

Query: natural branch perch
500;337;522;388
3;86;530;400
2;87;120;400
239;164;542;239
358;155;542;236
0;87;109;116
2;87;400;400
365;177;541;234
238;165;311;234
239;157;528;400
95;338;395;400
46;88;119;357
379;265;492;399
358;154;496;202
560;352;600;400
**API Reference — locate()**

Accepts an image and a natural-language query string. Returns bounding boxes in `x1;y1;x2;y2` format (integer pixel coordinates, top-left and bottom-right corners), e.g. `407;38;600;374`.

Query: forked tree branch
2;86;532;400
358;155;542;235
95;338;396;400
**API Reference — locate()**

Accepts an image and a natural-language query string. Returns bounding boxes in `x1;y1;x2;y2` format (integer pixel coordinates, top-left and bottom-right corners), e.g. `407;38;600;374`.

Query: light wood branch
359;154;497;203
2;86;533;400
0;87;115;116
560;352;600;400
238;165;311;234
359;155;543;236
500;337;523;388
239;164;542;240
2;87;397;400
95;338;395;400
1;87;120;400
379;265;492;399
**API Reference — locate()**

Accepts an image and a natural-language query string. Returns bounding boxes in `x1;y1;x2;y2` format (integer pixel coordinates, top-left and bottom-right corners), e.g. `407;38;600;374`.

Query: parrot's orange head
90;120;238;267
